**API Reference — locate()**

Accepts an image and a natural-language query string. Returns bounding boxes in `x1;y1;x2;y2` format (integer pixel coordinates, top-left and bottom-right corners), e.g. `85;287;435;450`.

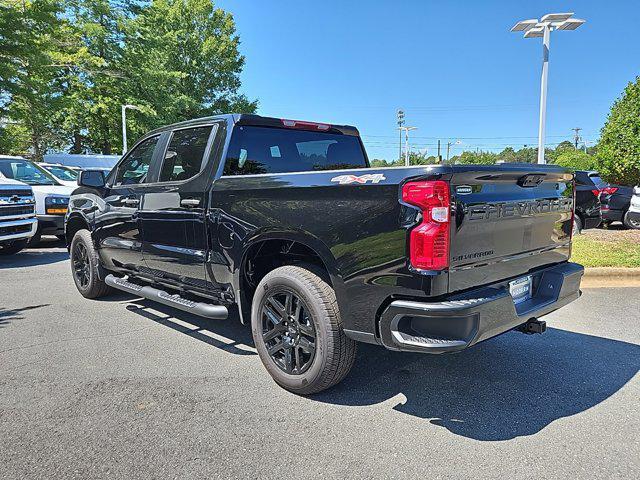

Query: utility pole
437;140;441;163
397;109;405;162
572;127;582;149
446;140;461;163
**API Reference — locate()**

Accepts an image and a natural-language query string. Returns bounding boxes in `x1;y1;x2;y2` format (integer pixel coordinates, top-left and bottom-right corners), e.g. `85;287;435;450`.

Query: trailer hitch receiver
518;318;547;335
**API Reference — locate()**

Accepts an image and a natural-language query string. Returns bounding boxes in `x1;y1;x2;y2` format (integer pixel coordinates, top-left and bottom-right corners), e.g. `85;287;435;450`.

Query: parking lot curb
582;267;640;287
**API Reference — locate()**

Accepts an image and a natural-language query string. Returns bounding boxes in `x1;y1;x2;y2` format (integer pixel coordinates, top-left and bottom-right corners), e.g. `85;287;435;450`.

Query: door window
159;126;213;182
114;136;159;186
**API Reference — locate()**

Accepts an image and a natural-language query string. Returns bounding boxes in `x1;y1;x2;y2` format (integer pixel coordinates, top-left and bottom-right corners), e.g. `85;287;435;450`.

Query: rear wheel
251;265;356;395
0;239;29;255
623;211;640;229
70;229;112;299
572;216;583;235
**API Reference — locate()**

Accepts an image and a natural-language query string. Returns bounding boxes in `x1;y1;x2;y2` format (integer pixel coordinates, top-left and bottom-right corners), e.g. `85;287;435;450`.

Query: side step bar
105;274;228;320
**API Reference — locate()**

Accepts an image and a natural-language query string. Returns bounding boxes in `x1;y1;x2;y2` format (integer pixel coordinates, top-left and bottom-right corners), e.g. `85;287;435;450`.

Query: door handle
122;197;140;206
180;198;201;208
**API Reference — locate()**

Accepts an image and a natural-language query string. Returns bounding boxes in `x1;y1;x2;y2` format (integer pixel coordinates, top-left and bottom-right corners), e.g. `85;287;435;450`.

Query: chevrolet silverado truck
0;156;74;243
0;177;37;254
65;114;583;394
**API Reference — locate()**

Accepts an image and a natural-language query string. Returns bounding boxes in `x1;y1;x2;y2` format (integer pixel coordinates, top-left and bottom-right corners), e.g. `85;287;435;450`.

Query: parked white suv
0;156;75;243
627;186;640;229
0;177;38;254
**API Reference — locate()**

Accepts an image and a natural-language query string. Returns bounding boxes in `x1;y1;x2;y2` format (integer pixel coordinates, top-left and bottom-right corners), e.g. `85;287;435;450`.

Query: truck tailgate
448;166;574;292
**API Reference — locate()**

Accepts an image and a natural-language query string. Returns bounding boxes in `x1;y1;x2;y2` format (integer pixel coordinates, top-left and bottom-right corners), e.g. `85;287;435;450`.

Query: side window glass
114;136;159;186
159;126;213;182
223;126;367;176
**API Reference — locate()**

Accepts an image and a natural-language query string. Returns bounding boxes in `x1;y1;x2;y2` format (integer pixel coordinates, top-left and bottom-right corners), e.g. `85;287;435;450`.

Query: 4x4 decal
330;173;386;185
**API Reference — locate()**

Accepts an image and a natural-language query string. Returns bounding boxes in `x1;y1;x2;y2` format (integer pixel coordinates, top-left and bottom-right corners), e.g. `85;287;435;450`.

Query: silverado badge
331;174;386;185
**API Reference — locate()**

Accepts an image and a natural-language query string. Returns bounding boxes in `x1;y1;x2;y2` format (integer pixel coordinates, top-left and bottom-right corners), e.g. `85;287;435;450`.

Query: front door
95;135;161;272
139;124;217;288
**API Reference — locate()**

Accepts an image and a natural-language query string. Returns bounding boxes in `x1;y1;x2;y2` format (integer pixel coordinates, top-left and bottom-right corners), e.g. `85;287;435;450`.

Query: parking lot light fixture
510;13;585;164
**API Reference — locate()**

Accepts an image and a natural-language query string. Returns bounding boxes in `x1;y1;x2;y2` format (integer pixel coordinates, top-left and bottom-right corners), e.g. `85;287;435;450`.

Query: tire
69;229;112;299
251;265;356;395
28;226;41;246
0;239;29;255
623;211;640;230
572;216;583;235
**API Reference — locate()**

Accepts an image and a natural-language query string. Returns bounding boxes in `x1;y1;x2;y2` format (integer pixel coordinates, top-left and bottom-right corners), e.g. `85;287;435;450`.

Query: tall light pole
511;13;585;164
121;104;142;154
399;126;417;166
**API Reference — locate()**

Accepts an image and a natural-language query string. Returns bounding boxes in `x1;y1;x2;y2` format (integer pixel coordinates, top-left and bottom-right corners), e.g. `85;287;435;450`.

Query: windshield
45;165;79;181
0;159;58;186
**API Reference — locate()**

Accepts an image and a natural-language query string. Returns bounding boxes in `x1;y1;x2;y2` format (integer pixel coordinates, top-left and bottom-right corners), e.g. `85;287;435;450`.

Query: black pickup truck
66;114;583;394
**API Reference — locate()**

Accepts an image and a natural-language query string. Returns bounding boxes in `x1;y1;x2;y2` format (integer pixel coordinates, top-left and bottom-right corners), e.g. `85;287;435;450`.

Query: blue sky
218;0;640;161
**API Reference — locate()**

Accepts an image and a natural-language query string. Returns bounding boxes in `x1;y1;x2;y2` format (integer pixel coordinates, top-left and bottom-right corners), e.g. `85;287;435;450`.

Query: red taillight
281;119;330;131
401;180;450;271
592;187;618;198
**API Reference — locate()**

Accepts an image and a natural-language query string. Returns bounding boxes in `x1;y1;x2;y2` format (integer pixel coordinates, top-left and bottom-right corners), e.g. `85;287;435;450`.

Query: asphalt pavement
1;239;639;479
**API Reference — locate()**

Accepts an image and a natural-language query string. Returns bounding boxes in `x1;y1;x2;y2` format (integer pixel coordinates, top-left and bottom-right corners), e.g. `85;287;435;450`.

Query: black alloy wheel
72;241;91;289
261;290;316;375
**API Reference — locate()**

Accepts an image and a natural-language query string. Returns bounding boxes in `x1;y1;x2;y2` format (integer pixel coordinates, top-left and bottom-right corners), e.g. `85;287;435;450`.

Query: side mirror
78;169;106;188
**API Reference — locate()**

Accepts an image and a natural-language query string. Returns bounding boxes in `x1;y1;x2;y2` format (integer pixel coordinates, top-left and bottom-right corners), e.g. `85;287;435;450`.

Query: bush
554;150;599;172
597;76;640;186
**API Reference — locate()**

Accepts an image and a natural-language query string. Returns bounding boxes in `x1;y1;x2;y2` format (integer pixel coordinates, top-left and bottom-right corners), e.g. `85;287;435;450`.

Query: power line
361;133;596;140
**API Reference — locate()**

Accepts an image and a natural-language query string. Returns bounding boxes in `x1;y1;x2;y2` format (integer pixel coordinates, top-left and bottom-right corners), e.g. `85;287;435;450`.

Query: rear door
138;124;218;287
447;166;574;292
95;135;161;271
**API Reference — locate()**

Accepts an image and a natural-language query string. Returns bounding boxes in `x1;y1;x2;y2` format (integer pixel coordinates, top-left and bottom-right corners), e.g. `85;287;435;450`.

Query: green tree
597;76;640;185
0;0;71;158
451;150;498;165
370;158;389;167
61;0;138;154
121;0;257;143
554;150;599;171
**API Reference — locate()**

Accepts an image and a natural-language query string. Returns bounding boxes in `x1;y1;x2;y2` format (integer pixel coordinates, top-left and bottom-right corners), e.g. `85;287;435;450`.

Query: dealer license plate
509;275;532;304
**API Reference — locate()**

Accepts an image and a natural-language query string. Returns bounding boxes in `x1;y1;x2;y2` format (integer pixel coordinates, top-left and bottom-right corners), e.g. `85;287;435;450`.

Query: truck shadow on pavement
313;328;640;442
0;239;68;269
122;299;257;356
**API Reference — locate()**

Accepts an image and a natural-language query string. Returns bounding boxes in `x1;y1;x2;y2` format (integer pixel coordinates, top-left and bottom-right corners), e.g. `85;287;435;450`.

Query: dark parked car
600;184;638;229
573;170;604;234
65;114;583;394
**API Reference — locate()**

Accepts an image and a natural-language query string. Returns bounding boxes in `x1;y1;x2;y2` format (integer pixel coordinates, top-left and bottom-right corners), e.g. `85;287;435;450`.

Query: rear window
588;173;607;189
223;126;367;175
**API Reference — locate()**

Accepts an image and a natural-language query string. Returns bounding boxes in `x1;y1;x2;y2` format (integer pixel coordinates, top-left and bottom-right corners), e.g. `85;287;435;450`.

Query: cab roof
147;114;360;137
